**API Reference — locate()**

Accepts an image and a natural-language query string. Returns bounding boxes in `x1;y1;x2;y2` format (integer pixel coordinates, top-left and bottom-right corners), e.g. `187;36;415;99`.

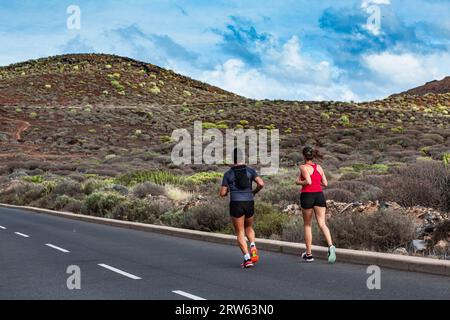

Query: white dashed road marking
98;264;142;280
172;290;207;300
45;244;70;253
0;226;6;230
14;232;29;238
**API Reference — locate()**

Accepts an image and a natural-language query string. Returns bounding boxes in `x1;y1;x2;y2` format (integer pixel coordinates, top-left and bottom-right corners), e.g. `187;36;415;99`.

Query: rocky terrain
0;54;448;258
398;76;450;96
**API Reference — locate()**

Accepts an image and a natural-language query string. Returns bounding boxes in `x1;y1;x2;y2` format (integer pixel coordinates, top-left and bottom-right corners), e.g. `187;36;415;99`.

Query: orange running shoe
250;246;259;263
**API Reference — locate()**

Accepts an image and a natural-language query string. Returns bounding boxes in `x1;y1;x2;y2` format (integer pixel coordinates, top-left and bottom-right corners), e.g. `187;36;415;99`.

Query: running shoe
250;246;259;264
241;259;254;269
301;252;314;262
328;245;337;264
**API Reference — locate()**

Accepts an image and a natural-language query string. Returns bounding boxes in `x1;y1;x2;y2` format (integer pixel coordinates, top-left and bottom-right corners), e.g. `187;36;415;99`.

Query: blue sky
1;0;450;101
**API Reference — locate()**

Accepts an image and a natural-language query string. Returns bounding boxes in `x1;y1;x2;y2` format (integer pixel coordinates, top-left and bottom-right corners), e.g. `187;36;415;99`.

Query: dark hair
233;148;244;164
302;146;323;161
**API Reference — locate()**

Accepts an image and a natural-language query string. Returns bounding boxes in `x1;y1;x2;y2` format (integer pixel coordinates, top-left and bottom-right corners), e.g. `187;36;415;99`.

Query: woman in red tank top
295;146;336;263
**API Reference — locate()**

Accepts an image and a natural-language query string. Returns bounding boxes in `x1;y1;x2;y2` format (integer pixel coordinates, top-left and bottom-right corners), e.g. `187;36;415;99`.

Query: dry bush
132;182;165;198
382;160;450;212
52;179;82;197
324;188;356;202
281;216;321;244
330;180;383;201
328;209;415;251
111;199;167;223
432;220;450;244
328;143;353;155
180;198;229;232
260;184;299;207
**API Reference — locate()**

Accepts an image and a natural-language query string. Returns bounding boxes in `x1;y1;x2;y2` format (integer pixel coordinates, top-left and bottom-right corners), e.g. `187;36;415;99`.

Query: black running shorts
230;201;255;218
300;192;327;209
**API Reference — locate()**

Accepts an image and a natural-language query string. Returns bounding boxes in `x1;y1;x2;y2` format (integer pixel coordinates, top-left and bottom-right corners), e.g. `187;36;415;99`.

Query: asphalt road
0;207;449;300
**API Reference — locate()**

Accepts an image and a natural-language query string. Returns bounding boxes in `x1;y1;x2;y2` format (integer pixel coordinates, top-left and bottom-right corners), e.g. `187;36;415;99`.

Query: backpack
232;166;251;190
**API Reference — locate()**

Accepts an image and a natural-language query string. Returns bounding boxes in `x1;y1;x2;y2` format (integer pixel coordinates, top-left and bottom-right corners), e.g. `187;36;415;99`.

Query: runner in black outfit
220;148;265;268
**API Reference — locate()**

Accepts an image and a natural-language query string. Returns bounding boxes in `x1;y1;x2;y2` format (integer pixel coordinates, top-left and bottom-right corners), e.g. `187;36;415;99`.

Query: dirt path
14;120;30;141
0;115;31;142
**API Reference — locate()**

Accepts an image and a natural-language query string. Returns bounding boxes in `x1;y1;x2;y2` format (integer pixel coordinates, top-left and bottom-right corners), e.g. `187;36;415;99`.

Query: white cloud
363;52;450;90
361;0;391;9
200;59;357;102
264;36;337;85
200;35;358;101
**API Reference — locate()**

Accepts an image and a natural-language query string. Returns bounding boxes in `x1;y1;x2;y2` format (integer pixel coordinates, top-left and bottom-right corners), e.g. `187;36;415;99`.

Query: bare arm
253;176;265;195
296;166;312;186
318;165;328;187
219;186;229;197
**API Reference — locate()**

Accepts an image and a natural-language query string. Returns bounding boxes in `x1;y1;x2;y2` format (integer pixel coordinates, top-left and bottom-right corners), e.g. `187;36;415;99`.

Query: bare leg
244;216;255;244
232;216;248;255
302;209;314;255
314;206;333;247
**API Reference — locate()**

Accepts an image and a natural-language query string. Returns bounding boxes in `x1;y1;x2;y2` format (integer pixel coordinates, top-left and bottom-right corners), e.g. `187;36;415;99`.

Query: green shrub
201;122;228;129
186;172;223;185
443;152;450;167
254;202;289;238
160;135;173;143
111;80;125;92
22;175;44;183
340;115;350;126
117;170;183;186
320;112;330;120
149;86;161;94
82;179;111;195
202;122;217;129
83;191;126;217
391;126;404;133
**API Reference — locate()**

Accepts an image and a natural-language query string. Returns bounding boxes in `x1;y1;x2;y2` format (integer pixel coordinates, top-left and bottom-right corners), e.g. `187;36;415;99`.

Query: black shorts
300;192;327;209
230;201;255;218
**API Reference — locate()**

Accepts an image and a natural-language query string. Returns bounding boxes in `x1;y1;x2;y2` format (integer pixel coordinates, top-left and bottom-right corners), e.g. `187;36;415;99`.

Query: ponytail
303;146;324;161
312;149;324;161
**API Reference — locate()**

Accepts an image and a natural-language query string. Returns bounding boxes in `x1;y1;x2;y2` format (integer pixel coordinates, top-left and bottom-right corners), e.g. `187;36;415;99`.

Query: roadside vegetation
0;54;449;259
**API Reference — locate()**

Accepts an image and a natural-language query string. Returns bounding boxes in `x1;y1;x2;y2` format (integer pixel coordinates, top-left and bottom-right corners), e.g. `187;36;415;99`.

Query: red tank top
301;163;323;193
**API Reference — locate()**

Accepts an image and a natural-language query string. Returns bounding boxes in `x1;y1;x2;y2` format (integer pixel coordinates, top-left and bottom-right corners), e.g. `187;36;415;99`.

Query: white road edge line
14;232;29;238
98;264;142;280
0;226;6;230
45;244;70;253
172;290;207;301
